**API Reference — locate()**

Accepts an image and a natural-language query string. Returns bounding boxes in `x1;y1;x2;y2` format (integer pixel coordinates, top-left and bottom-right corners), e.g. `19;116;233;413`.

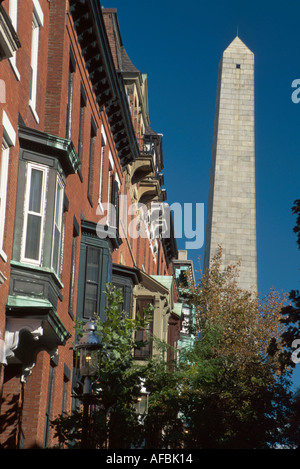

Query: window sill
77;167;83;182
97;201;104;215
0;270;7;284
29;101;39;124
87;192;93;208
0;249;7;262
9;57;20;81
11;260;64;289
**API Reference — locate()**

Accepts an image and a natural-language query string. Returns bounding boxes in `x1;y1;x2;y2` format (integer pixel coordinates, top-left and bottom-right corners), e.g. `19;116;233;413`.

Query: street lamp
76;319;102;448
136;378;149;416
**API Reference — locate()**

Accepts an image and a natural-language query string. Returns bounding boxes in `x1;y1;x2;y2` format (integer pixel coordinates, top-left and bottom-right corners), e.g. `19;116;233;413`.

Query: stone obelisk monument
203;36;257;291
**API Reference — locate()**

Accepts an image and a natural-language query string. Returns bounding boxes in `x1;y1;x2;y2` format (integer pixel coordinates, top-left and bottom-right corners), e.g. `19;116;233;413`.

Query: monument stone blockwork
204;37;257;291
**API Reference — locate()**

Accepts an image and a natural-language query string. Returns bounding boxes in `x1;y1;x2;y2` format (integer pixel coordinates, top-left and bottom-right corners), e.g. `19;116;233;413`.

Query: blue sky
105;0;300;293
102;0;300;387
104;0;300;381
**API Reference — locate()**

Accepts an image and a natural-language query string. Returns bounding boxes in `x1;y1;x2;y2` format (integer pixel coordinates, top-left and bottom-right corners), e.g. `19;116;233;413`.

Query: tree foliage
51;250;296;449
292;199;300;250
140;249;292;449
190;248;288;375
275;198;300;447
278;200;300;369
172;248;291;448
51;285;152;449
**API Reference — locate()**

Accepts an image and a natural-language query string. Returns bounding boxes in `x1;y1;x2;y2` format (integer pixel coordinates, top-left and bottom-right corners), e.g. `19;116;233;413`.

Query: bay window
9;125;79;328
14;124;79;282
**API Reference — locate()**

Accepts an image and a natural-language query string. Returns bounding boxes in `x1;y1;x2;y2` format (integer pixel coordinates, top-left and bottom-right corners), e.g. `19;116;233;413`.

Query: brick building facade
0;0;190;448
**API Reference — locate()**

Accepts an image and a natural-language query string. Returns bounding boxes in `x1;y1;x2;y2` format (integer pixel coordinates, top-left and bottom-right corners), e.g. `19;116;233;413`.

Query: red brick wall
0;0;51;448
102;9;119;70
0;370;23;448
0;0;176;449
44;0;67;136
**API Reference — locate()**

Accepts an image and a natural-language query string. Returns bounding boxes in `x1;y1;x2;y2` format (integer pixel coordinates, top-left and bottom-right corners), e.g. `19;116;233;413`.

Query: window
0;140;9;260
51;176;64;275
77;220;114;322
62;365;71;414
66;49;76;139
23;168;64;272
98;127;106;211
87;118;97;205
111;173;120;228
111;264;140;317
77;84;86;160
83;246;100;318
22;163;47;264
44;358;56;448
0;111;16;260
68;236;76;314
107;153;120;228
0;1;21;63
16;125;79;279
9;0;20;80
62;375;68;414
134;299;154;359
68;216;79;317
107;153;113;224
29;0;44;122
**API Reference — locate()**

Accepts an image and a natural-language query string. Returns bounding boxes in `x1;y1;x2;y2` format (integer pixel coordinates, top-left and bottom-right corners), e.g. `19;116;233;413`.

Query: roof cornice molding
69;0;139;167
18;124;80;176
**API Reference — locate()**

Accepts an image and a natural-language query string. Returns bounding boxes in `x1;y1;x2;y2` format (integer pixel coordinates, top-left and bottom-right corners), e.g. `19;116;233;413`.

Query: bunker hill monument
204;37;257;291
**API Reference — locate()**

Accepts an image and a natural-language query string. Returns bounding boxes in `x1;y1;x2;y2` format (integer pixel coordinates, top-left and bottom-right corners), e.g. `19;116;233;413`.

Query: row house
172;250;196;355
0;0;185;449
101;8;180;363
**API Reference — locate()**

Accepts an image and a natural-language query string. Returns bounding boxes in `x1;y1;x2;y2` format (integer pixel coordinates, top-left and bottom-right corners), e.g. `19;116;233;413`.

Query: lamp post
137;378;149;416
76;319;102;449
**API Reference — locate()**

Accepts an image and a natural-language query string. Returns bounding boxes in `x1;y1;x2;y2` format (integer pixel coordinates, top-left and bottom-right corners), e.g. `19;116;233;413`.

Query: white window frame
98;126;106;213
114;174;120;229
9;0;20;81
107;151;114;225
66;58;76;140
0;140;9;262
51;175;64;275
21;162;47;266
0;111;16;262
29;0;44;123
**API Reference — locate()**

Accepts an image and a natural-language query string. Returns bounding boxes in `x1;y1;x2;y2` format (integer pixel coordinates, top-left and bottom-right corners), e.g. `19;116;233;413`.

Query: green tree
276;199;300;447
51;250;295;449
176;248;292;449
138;249;293;449
142;344;185;449
292;199;300;249
51;285;152;449
131;248;294;449
279;200;300;370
